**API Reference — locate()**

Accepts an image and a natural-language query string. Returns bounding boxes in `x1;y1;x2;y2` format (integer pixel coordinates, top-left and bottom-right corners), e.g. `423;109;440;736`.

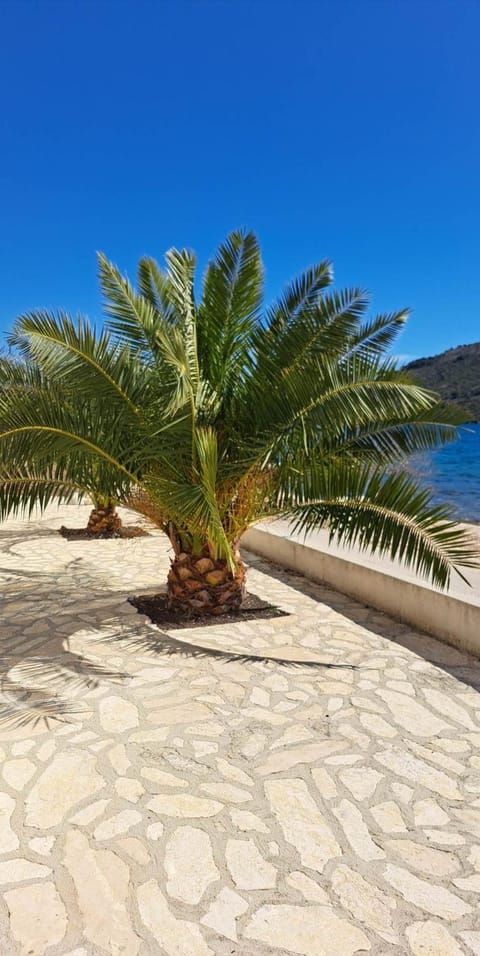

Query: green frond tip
288;467;480;590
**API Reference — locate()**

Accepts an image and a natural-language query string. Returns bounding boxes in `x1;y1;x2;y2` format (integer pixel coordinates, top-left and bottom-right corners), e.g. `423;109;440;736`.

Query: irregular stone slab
94;809;142;841
339;768;383;801
333;800;385;861
359;712;397;738
99;696;139;733
383;865;471;919
147;793;223;818
0;792;19;852
386;839;460;877
137;879;213;956
270;725;314;751
453;808;480;839
165;827;219;903
370;801;407;833
423;830;465;846
423;688;478;730
116;837;150;865
4;882;67;955
413;799;450;827
216;758;254;786
64;829;141;954
226;838;277;889
229;808;269;833
266;778;340;872
453;874;480;891
108;744;131;775
286;871;330;903
70;798;110;825
29;836;55;856
375;689;450;737
331;864;397;943
115;777;145;802
257;741;345;776
2;758;36;791
26;752;105;828
201;782;251;803
146;703;212;725
0;858;50;883
460;932;480;955
311;767;337;799
141;767;188;788
201;887;248;942
374;749;462;800
406;919;465;955
244;904;371;955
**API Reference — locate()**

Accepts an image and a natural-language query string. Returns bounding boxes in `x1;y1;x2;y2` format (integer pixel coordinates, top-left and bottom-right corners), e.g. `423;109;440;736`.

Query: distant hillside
406;342;480;422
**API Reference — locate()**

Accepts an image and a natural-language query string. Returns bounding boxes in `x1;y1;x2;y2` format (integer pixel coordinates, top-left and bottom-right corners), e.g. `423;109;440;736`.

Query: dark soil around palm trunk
128;592;289;628
59;526;149;540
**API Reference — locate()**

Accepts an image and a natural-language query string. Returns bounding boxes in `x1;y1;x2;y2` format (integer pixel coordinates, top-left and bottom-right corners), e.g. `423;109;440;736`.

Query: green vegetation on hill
406;342;480;422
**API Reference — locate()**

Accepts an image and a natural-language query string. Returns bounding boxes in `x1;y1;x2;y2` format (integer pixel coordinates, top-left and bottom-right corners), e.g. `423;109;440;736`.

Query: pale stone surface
93;808;142;840
147;793;223;818
266;778;341;871
386;839;460;876
137;879;213;956
116;836;150;864
0;791;19;852
376;689;450;736
384;865;472;919
69;797;110;825
64;829;141;954
286;870;330;903
99;695;139;733
2;758;36;791
4;882;67;955
333;799;385;861
226;838;277;889
311;767;337;798
460;933;480;955
1;501;480;954
229;808;269;833
0;858;51;883
414;798;450;827
201;887;248;941
141;767;188;788
339;767;383;800
375;749;462;799
29;835;55;855
331;864;397;942
406;920;465;955
165;826;219;903
244;904;371;955
114;776;145;802
26;752;105;828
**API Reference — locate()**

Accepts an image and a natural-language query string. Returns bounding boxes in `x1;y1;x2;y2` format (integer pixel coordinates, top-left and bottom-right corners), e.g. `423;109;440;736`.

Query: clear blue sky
1;0;479;360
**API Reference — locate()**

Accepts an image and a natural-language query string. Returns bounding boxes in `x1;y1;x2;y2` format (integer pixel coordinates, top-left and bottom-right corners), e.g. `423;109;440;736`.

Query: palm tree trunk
86;503;122;537
166;552;246;617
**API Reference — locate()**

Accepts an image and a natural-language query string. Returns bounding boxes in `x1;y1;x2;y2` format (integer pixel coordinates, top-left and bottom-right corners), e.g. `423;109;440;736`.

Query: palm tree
0;230;477;616
0;358;123;537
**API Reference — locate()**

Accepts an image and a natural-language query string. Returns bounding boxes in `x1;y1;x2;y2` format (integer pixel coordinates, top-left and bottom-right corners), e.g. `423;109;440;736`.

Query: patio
0;502;479;955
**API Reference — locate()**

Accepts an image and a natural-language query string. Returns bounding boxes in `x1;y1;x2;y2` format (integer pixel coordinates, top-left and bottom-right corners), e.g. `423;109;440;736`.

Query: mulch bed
59;526;149;540
128;592;289;629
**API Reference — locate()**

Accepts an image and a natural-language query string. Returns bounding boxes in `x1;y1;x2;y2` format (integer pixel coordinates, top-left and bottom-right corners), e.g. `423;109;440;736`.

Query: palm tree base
86;506;122;537
166;553;246;617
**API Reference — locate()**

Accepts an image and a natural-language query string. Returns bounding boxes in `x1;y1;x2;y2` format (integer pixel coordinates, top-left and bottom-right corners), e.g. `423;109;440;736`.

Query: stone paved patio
1;503;480;955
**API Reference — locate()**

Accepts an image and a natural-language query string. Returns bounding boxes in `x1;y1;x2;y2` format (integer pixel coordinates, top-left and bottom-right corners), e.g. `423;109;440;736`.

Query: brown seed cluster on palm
0;230;478;616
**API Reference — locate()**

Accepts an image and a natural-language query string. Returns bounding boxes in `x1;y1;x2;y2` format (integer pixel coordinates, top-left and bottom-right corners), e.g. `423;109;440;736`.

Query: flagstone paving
1;503;480;954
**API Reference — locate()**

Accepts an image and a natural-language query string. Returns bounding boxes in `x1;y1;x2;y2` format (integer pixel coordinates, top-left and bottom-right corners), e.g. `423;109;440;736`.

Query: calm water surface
411;423;480;522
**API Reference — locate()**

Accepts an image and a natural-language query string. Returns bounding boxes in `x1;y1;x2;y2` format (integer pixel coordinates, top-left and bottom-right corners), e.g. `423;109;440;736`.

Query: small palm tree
0;230;477;616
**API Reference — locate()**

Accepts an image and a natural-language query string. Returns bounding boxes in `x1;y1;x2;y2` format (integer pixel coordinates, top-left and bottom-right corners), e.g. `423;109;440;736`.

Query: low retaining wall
242;524;480;659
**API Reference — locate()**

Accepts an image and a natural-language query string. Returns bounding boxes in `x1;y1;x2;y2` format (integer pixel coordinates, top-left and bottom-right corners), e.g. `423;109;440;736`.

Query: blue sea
410;423;480;522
